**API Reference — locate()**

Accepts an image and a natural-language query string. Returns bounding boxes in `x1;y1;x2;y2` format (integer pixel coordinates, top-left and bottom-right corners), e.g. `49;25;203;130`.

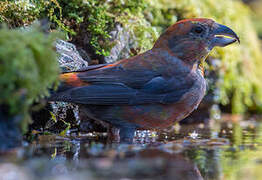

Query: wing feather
50;50;195;105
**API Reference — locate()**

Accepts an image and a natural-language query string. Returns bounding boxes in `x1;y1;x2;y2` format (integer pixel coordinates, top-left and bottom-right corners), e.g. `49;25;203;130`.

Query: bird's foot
106;126;136;144
107;126;120;143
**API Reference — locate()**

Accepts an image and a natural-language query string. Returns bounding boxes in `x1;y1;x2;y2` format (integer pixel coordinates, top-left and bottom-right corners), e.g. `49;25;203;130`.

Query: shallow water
1;116;262;180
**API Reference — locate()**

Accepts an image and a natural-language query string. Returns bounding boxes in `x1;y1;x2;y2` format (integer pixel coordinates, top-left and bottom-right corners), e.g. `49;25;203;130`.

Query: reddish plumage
60;73;88;87
50;18;239;142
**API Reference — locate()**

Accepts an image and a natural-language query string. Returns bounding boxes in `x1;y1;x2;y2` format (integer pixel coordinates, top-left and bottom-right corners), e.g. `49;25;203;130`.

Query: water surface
1;116;262;180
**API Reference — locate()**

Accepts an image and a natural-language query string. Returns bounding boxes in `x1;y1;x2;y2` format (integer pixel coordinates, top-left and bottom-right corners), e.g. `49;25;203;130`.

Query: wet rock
51;102;80;124
31;101;80;134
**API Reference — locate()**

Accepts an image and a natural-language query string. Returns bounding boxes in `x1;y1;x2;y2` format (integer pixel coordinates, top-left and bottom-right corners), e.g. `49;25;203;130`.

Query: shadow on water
1;116;262;180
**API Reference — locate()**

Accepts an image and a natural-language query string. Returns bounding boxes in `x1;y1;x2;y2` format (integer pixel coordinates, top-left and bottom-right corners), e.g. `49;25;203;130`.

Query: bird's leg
107;126;120;143
119;127;136;144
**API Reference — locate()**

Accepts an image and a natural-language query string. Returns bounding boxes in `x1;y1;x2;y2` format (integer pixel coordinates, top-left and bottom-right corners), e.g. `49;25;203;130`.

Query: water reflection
1;117;262;180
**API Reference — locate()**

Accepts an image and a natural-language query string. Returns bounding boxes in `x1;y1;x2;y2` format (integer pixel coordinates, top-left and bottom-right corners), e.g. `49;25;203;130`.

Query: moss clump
0;0;157;57
0;26;60;131
41;0;158;57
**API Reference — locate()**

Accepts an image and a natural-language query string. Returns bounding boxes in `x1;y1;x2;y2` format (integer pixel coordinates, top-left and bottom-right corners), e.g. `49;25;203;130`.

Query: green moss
0;0;157;56
0;26;60;131
49;0;158;56
84;0;113;56
0;0;38;27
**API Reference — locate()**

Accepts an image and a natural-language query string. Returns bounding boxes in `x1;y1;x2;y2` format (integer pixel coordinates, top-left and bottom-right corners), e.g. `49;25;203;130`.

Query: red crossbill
50;18;239;142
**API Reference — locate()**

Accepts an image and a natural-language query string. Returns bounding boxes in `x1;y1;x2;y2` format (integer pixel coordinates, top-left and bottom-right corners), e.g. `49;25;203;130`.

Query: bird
49;18;239;143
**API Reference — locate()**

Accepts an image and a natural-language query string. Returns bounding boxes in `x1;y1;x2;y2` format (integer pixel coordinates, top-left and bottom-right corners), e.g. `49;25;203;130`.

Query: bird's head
154;18;239;63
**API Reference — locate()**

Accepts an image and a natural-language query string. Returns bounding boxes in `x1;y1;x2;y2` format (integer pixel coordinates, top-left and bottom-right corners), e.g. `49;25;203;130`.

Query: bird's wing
50;52;195;105
50;79;193;105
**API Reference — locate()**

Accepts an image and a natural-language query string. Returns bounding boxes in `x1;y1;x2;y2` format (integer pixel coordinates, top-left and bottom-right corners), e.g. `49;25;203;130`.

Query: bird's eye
193;26;204;34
